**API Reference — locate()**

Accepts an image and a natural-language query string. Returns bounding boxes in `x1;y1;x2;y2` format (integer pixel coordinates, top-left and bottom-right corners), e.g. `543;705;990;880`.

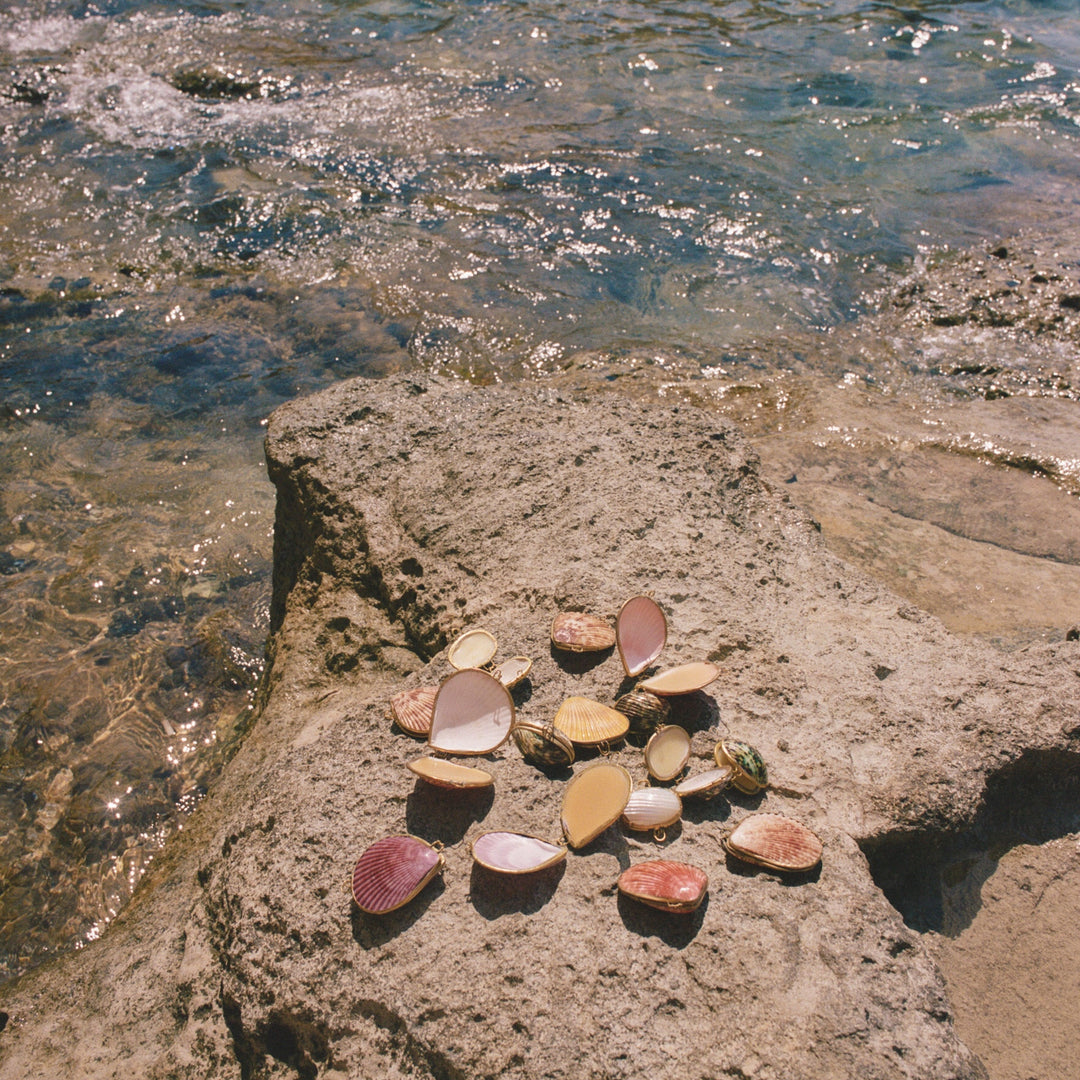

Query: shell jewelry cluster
354;596;822;917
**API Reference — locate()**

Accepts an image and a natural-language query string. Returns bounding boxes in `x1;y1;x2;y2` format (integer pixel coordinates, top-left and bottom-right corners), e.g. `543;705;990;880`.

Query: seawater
2;0;1079;983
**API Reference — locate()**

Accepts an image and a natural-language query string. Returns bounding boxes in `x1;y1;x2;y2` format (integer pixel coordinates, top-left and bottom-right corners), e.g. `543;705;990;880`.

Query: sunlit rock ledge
1;372;1077;1080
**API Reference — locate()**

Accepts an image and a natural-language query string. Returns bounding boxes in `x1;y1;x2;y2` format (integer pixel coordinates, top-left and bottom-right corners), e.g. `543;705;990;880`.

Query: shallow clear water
2;0;1079;982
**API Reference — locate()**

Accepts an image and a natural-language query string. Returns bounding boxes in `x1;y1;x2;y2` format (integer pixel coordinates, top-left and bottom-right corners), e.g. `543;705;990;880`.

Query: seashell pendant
561;761;633;848
674;766;733;801
616;595;667;677
351;835;444;915
511;719;575;769
471;832;567;875
614;688;671;740
715;739;768;794
447;627;498;670
639;661;719;696
390;685;438;738
553;696;629;747
407;756;494;790
644;724;692;782
550;611;616;653
725;813;822;873
617;859;708;914
621;787;683;833
428;668;515;756
491;655;533;689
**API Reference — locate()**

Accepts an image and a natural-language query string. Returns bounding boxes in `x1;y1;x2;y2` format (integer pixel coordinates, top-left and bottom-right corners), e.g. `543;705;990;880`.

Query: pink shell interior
617;596;667;676
472;832;565;873
429;668;514;754
351;836;441;914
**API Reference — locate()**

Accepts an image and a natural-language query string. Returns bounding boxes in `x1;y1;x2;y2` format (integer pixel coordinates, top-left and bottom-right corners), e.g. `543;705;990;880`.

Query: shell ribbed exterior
351;836;442;914
726;813;823;872
553;696;629;746
550;611;616;653
512;722;574;768
391;686;438;737
617;859;708;913
614;689;671;738
621;787;682;830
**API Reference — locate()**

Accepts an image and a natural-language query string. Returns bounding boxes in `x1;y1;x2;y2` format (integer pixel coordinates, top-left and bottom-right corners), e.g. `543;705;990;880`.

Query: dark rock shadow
667;691;719;732
550;644;613;673
405;782;494;845
724;787;767;811
468;861;566;918
349;876;446;948
509;679;533;707
571;827;632;870
616;890;709;946
680;795;733;826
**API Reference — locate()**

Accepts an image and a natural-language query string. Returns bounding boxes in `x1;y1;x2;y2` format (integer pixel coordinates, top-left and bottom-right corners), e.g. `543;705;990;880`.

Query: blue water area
1;0;1079;982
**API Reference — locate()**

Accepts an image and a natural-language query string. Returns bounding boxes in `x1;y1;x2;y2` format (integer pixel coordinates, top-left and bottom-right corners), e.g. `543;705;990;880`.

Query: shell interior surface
447;628;498;670
715;739;768;794
561;761;633;848
614;688;671;739
550;611;616;653
428;668;514;755
639;661;720;696
616;595;668;677
644;725;692;781
553;696;629;747
511;720;575;768
617;859;708;914
471;832;567;875
351;835;444;915
390;685;438;737
726;813;823;872
674;767;733;800
621;787;683;831
407;756;494;789
492;655;532;688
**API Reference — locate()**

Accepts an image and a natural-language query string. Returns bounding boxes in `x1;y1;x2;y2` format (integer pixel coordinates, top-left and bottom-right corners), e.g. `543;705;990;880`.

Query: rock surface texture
1;373;1078;1079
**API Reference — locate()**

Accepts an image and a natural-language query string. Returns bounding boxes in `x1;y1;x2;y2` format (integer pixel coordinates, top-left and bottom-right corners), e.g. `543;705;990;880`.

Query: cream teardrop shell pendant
428;668;514;755
351;835;444;915
674;767;733;800
553;696;629;747
639;661;719;696
644;724;692;782
447;627;498;670
616;595;667;677
725;813;823;873
491;655;532;688
561;761;633;848
471;832;567;875
617;860;707;914
550;611;616;653
390;685;438;738
621;787;682;832
407;756;494;789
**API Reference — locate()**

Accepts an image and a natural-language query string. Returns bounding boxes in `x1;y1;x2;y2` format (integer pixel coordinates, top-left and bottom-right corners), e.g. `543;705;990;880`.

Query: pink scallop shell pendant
471;832;567;875
428;668;515;755
725;813;823;873
390;685;438;738
351;835;444;914
616;595;667;677
617;859;708;914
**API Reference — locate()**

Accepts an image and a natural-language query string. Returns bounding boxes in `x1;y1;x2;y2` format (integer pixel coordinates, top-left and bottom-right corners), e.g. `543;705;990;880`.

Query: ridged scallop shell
621;787;683;831
428;668;514;755
639;661;719;696
715;739;768;794
491;656;532;688
553;696;629;747
617;860;708;914
511;720;575;768
616;595;667;677
550;611;616;653
390;685;438;737
561;761;633;848
644;724;692;782
674;767;733;800
614;688;672;739
447;627;498;670
725;813;823;872
407;756;494;789
351;835;444;914
471;832;567;875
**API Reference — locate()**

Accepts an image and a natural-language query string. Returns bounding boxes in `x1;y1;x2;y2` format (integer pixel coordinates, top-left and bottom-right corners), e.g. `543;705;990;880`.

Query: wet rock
1;374;1077;1078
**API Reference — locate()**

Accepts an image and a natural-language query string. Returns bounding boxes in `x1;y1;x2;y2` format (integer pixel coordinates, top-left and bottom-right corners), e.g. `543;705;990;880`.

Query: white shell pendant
471;832;567;875
616;595;667;677
621;787;683;832
428;668;514;756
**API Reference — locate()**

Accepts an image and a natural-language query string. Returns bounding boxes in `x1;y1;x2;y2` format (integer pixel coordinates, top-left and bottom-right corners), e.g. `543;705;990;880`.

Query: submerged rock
1;373;1076;1078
